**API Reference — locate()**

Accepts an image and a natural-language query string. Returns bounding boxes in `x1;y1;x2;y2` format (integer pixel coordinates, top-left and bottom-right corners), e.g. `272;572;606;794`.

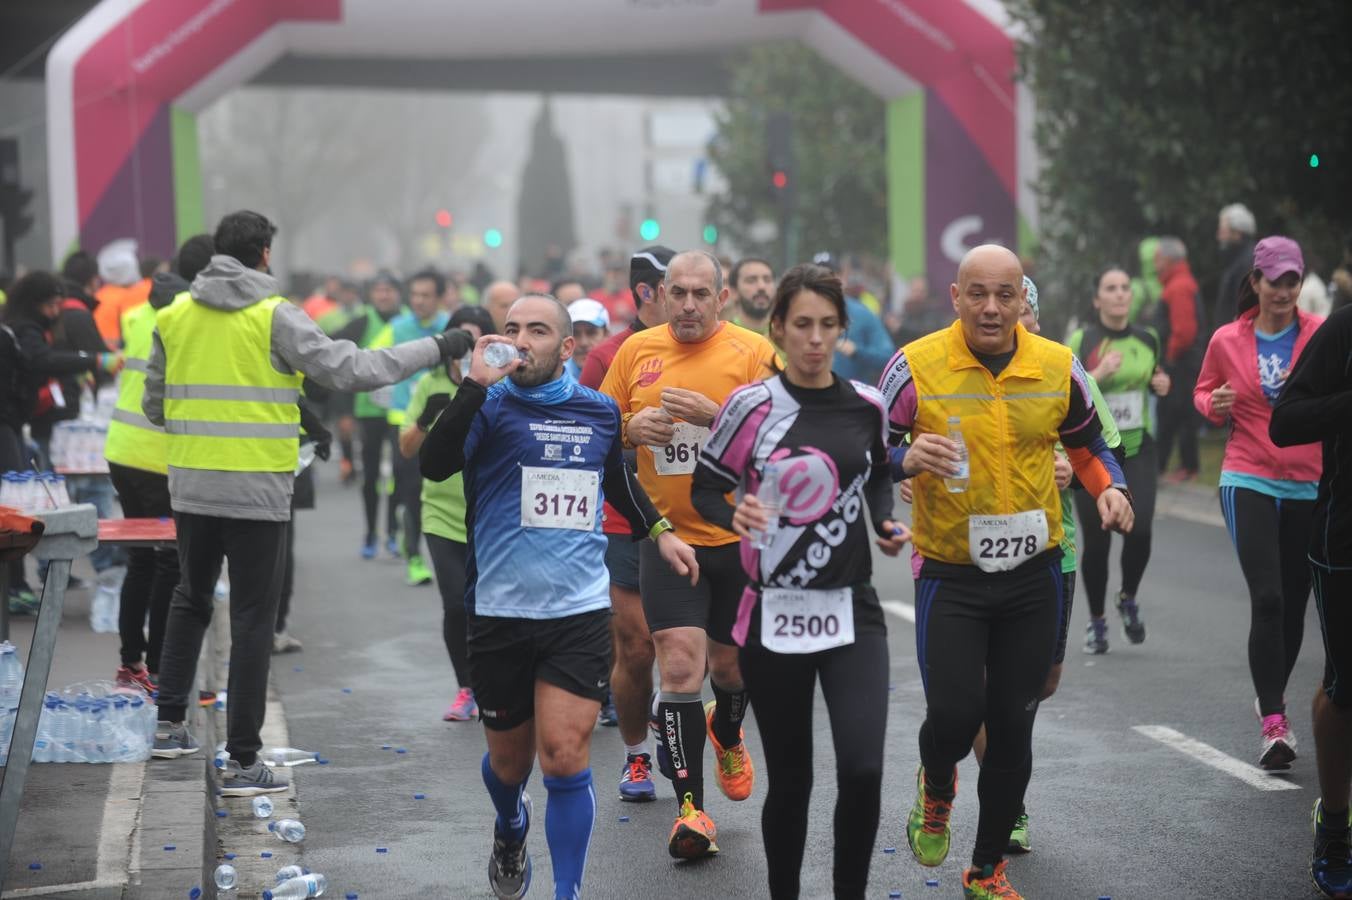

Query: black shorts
467;609;613;731
1312;564;1352;708
604;534;641;591
639;540;746;645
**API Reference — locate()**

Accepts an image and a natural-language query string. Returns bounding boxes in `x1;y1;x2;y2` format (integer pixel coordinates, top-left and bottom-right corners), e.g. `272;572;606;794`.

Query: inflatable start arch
47;0;1034;279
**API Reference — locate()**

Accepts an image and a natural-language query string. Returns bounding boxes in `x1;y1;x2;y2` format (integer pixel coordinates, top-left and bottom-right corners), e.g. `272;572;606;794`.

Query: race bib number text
761;587;855;654
520;466;598;531
968;510;1049;573
1103;390;1145;431
651;422;710;476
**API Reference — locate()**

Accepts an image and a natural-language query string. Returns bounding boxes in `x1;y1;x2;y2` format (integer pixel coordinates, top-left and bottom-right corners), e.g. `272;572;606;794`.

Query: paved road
209;464;1325;900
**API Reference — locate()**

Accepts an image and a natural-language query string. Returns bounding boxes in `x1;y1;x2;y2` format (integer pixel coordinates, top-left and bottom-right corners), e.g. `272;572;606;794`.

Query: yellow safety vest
104;299;172;474
905;320;1072;565
156;295;304;473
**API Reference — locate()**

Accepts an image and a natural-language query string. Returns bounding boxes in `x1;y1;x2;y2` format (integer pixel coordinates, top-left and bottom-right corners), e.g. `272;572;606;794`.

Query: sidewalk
2;572;218;899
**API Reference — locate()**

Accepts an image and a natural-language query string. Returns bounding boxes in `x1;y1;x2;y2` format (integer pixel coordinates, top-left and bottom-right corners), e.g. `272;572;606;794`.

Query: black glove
417;393;452;431
434;327;474;362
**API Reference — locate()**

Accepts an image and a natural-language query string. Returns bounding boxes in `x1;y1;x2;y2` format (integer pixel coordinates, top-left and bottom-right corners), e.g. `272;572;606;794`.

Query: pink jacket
1193;307;1323;483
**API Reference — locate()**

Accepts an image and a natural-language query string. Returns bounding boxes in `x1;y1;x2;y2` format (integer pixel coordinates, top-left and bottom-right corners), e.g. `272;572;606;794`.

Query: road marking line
3;878;128;897
881;600;915;623
95;761;145;885
1132;725;1300;791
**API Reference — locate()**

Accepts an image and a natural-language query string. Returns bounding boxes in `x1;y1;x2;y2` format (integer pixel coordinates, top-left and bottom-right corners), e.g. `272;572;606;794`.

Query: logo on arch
768;447;839;525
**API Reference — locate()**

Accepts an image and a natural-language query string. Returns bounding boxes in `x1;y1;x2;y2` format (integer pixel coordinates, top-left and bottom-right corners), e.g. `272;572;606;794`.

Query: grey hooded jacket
143;255;442;521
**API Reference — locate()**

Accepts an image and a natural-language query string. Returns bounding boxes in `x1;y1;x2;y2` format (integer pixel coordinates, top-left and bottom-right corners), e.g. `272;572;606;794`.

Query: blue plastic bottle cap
164;845;176;851
261;851;272;859
27;862;40;870
381;744;391;750
926;880;939;887
224;852;236;860
347;894;359;899
216;810;227;817
413;793;425;800
889;893;901;899
190;888;202;899
342;688;353;693
376;847;388;854
1099;896;1112;899
883;846;896;853
395;748;407;754
618;816;630;822
317;757;330;765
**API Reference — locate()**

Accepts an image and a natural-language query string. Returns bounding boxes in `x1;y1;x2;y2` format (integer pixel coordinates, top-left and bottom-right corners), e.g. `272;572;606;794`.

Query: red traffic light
435;209;453;228
772;171;788;189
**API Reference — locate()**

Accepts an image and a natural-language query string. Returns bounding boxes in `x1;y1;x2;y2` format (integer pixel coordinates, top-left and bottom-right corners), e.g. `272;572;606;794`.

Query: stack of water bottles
18;679;157;764
0;471;73;512
0;641;24;766
48;419;110;475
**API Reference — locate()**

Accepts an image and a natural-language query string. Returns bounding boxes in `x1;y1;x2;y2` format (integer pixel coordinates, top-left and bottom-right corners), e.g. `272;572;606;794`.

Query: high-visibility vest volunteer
142;210;471;798
105;300;169;474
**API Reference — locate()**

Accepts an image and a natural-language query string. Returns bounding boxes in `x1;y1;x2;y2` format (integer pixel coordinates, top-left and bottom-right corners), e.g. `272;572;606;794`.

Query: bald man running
880;245;1133;899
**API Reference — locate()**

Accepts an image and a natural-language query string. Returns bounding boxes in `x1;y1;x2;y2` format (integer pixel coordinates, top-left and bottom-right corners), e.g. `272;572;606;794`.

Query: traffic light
639;219;661;241
766;113;794;202
1310;154;1320;168
702;224;718;245
435;209;453;228
484;228;503;249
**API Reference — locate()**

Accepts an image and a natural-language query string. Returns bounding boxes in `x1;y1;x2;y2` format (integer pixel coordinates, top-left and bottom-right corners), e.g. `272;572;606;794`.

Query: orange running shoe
704;699;755;801
667;792;718;859
962;860;1023;899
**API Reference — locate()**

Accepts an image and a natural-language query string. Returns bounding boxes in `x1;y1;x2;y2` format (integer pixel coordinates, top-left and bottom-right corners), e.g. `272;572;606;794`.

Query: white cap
97;238;140;287
569;298;610;330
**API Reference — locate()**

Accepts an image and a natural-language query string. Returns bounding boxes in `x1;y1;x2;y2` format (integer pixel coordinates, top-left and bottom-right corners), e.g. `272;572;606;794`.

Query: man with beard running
420;294;698;899
726;257;775;335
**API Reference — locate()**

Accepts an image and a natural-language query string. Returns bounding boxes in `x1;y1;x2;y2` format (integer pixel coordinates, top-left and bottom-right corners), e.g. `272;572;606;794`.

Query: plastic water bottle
275;865;308;883
295;442;317;476
265;747;318;767
214;863;238;892
0;641;24;706
270;818;306;842
252;796;274;818
263;873;326;900
944;416;970;493
752;461;783;550
483;342;525;369
214;747;230;769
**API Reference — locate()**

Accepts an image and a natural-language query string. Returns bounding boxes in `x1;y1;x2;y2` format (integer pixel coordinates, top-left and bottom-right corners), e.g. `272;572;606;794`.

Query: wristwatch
1110;483;1135;507
648;517;674;540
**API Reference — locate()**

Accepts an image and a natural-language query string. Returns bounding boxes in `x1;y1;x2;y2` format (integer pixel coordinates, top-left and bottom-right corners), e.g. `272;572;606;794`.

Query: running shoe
704;699;754;801
668;792;718;859
598;691;619;727
197;690;218;708
963;860;1023;899
1083;618;1109;655
444;687;478;721
906;765;956;867
649;696;673;781
220;758;290;797
385;536;400;558
1116;592;1145;643
619;753;657;803
489;793;532;900
406;555;433;586
7;588;39;616
1007;811;1031;853
1312;799;1352;899
272;631;303;654
152;721;201;759
1259;713;1298;771
1164;467;1198;484
115;664;156;694
360;537;376;560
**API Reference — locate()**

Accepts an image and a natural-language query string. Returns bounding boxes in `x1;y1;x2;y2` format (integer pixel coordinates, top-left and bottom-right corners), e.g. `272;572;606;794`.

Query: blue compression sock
482;752;529;840
544;769;596;900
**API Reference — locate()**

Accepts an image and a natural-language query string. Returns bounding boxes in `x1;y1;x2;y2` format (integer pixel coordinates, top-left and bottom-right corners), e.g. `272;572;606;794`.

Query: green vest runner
104;298;173;474
354;306;397;420
156;295;304;473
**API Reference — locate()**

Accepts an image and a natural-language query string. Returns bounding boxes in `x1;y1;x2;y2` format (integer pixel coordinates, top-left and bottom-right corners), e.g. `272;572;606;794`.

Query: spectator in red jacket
1153;236;1204;482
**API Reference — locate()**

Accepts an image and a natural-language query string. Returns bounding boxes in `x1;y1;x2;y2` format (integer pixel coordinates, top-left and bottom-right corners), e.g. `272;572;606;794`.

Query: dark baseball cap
630;245;675;290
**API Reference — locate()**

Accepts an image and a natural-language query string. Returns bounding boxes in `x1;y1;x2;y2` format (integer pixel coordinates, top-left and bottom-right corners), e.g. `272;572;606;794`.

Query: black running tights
358;417;397;541
914;557;1061;869
426;534;470;687
1220;486;1314;717
1074;435;1157;619
741;632;889;900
